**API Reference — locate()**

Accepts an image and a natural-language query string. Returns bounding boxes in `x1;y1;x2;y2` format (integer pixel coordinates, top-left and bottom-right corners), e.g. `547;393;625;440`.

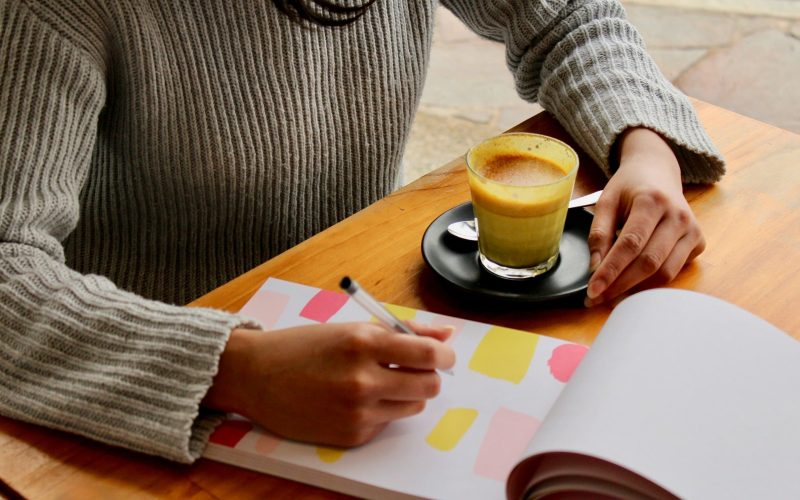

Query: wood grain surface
1;100;798;499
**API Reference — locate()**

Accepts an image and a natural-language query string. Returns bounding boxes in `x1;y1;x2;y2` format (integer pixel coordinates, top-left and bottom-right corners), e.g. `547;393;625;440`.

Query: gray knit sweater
0;0;724;463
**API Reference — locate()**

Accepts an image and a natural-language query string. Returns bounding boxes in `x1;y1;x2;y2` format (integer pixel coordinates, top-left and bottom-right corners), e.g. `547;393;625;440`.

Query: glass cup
466;133;579;280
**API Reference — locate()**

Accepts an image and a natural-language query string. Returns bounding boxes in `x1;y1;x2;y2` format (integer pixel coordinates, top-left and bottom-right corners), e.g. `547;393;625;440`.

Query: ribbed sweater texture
0;0;724;462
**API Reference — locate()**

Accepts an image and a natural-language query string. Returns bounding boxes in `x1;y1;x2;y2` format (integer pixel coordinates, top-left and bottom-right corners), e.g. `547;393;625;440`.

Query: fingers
242;322;451;449
376;368;443;401
407;320;455;342
375;399;427;420
586;217;679;305
587;194;664;301
374;331;456;371
587;190;621;272
329;323;453;402
323;422;388;448
326;401;426;447
586;208;705;306
635;231;706;292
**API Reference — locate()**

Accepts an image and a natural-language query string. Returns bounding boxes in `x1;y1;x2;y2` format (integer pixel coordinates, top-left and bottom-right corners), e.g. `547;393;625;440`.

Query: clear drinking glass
466;133;579;279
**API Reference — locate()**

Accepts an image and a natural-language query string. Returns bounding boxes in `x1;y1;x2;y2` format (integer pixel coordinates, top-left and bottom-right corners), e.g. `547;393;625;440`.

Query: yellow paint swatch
426;408;478;451
382;304;417;322
316;446;346;463
468;326;539;384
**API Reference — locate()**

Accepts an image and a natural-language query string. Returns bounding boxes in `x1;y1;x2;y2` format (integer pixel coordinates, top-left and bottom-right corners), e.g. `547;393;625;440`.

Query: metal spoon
447;190;602;242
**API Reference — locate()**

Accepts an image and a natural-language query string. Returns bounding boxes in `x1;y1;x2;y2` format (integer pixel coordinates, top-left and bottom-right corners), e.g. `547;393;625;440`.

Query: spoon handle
568;190;602;209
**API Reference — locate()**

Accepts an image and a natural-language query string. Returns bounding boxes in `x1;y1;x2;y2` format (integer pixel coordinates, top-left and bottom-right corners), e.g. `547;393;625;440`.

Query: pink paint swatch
209;420;253;448
254;432;281;455
474;407;540;481
429;315;467;339
300;289;349;323
548;343;589;383
238;289;291;330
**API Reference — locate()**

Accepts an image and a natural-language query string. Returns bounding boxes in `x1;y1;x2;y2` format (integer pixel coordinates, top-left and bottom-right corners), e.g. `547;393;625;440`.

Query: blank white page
518;289;800;499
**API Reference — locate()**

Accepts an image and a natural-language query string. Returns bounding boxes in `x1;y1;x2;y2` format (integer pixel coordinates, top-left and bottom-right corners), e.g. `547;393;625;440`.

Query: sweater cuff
567;89;727;185
539;17;726;184
185;311;263;462
0;245;265;463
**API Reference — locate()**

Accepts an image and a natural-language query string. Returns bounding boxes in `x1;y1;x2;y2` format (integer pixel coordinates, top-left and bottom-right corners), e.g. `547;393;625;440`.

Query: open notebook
203;278;800;499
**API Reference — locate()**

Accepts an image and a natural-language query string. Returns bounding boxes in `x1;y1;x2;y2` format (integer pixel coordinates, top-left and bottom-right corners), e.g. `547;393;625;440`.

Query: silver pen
340;276;454;375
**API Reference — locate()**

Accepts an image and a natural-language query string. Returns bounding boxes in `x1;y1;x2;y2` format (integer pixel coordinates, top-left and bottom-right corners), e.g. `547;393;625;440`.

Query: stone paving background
402;0;800;183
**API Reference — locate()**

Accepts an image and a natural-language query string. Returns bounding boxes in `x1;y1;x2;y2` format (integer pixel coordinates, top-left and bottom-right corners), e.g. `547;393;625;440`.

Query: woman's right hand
203;322;456;447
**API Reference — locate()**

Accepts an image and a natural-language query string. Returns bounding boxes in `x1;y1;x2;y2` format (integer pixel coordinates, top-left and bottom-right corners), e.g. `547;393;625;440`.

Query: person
0;0;724;463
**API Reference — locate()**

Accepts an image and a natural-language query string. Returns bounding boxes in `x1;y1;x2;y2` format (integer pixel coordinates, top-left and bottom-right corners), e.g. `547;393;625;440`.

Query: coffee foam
479;153;566;186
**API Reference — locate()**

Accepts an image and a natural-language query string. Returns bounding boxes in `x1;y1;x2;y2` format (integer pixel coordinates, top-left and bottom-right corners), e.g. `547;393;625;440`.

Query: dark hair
273;0;377;26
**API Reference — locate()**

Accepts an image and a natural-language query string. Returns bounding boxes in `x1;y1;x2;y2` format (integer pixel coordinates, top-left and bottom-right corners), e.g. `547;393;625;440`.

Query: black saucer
421;202;593;303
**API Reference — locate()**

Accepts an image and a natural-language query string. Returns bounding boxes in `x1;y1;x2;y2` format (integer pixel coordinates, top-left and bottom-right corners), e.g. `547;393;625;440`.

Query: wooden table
1;101;798;499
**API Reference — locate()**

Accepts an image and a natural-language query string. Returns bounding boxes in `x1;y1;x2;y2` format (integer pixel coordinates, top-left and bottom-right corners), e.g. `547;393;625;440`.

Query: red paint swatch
209;420;253;448
548;343;589;383
300;289;349;323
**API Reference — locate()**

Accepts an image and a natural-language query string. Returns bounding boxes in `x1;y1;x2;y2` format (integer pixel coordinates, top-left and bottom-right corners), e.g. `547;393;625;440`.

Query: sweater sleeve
440;0;726;183
0;2;253;463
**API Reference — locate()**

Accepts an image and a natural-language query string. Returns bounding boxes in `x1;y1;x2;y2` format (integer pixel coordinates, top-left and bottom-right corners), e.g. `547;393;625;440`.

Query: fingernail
589;252;602;273
583;297;594;308
439;324;457;334
587;278;606;299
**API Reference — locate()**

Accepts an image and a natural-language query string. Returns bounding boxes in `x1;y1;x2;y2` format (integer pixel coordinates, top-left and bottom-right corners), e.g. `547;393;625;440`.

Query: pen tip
340;276;352;290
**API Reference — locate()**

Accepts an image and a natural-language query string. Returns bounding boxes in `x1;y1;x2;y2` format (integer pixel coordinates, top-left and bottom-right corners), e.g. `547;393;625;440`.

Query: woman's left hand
585;127;706;307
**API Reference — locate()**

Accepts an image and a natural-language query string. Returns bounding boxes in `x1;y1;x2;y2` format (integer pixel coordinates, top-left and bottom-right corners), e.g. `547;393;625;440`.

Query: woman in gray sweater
0;0;724;462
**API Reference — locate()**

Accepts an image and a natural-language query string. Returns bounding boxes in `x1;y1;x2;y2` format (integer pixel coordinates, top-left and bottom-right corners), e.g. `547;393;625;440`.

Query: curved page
508;289;800;499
